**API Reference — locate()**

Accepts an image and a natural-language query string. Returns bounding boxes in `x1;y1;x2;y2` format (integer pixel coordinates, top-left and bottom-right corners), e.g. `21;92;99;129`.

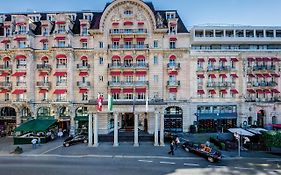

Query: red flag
97;94;103;112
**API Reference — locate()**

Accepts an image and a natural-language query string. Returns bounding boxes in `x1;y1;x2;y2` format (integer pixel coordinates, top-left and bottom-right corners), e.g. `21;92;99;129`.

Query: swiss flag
97;94;103;112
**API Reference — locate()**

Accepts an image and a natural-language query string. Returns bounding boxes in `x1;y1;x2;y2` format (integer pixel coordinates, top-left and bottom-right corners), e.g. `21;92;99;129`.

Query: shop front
74;107;89;134
0;107;17;136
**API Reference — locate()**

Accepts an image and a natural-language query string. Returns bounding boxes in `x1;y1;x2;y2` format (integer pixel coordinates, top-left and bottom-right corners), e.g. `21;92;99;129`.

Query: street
0;155;280;175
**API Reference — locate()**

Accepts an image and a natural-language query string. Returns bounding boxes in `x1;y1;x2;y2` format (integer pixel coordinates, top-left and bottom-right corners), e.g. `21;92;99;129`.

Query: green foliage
262;131;281;148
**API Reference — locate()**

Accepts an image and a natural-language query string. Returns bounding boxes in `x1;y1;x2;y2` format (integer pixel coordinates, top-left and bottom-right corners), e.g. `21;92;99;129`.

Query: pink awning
16;22;26;26
271;57;281;62
111;88;121;93
14;37;27;41
138;21;144;25
219;74;227;78
230;74;238;78
39;71;48;76
79;72;89;77
169;55;177;60
256;73;264;78
231;57;239;62
168;70;178;76
123;88;134;93
1;39;10;43
271;89;280;93
111;38;121;42
80;38;87;42
56;54;67;59
264;89;271;94
197;58;205;62
80;56;88;60
0;89;9;94
112;55;121;60
53;72;67;76
55;21;65;25
247;73;255;78
219;58;227;62
247;89;255;94
112;22;119;26
220;89;227;94
263;73;271;78
230;89;239;94
0;72;9;77
169;37;177;41
208;58;216;62
197;74;205;78
247;57;255;62
169;87;178;93
39;89;48;93
135;71;147;76
110;71;121;76
136;37;146;41
124;38;133;42
41;56;48;61
197;89;205;94
54;36;65;40
209;89;216;94
124;55;133;60
256;89;264;94
53;89;67;94
12;72;26;77
208;74;216;78
12;89;25;94
271;73;280;77
3;57;10;61
40;38;48;43
136;55;145;60
123;71;134;76
135;88;146;93
79;88;88;93
15;55;26;59
124;21;133;26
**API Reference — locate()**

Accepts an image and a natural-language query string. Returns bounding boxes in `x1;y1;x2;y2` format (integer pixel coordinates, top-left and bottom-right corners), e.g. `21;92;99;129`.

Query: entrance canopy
15;119;57;132
228;128;255;136
247;128;268;135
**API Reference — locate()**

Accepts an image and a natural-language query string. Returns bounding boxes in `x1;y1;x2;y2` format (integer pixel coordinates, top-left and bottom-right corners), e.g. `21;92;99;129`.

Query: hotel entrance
121;113;134;131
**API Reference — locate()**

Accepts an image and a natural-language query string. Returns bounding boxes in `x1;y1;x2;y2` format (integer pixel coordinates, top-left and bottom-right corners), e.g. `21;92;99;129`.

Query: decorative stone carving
156;12;165;28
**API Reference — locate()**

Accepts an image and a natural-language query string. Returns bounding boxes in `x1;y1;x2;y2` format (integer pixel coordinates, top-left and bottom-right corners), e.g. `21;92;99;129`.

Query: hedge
261;131;281;148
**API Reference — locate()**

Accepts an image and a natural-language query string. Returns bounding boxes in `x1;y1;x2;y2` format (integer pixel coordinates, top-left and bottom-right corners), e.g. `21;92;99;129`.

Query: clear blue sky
1;0;281;27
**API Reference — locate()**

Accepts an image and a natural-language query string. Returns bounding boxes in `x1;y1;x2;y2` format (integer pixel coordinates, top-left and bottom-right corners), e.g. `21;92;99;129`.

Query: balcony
77;81;90;87
37;64;52;71
108;63;149;69
0;65;12;71
56;64;67;69
109;29;148;35
207;82;232;88
13;98;27;103
252;65;276;71
0;81;12;89
108;44;149;50
56;82;67;87
207;66;231;72
77;64;90;70
108;81;149;87
36;81;51;88
167;81;180;87
248;81;278;87
245;97;281;102
16;64;27;70
167;63;181;70
15;81;26;87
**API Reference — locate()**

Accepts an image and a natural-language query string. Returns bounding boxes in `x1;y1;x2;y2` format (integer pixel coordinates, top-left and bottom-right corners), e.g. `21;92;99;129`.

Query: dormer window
19;26;27;34
42;27;49;36
29;15;40;22
69;14;76;21
81;27;88;36
124;10;133;16
0;15;4;23
83;14;92;21
166;12;176;19
47;14;55;21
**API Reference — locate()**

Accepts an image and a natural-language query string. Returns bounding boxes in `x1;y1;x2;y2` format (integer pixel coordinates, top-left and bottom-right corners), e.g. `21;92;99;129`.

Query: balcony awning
263;73;271;78
231;57;239;62
138;21;144;25
256;89;264;94
256;57;263;62
169;87;178;93
12;72;26;77
271;89;280;93
123;71;134;76
230;89;239;94
197;74;205;78
53;72;67;76
3;57;10;61
169;37;177;41
112;55;121;60
271;73;280;77
168;70;178;76
54;36;65;40
41;56;48;61
0;89;9;94
169;55;177;60
56;54;67;59
220;89;227;94
12;89;25;94
1;39;10;43
208;74;216;78
124;55;133;60
247;73;255;78
111;88;121;93
0;72;9;77
136;37;145;41
16;22;26;26
14;37;27;41
219;74;227;78
170;22;177;26
136;55;145;60
124;21;133;26
264;89;271;94
112;22;119;26
111;38;121;42
208;89;216;94
123;88;134;93
135;88;146;93
247;89;255;94
208;58;216;62
15;55;26;59
79;72;88;77
197;58;205;62
271;57;281;62
110;71;121;76
3;24;10;28
53;89;67;94
247;57;255;62
80;38;88;42
80;56;88;60
219;58;227;62
230;74;238;78
39;71;48;76
39;89;48;93
40;38;48;43
79;88;88;93
55;21;65;25
80;23;87;27
135;71;147;76
256;73;264;78
124;38;133;42
197;89;205;94
263;57;271;62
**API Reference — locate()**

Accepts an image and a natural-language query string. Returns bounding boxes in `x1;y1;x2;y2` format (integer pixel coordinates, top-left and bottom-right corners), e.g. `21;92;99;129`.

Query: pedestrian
31;138;37;149
38;137;41;146
168;140;175;155
175;136;180;150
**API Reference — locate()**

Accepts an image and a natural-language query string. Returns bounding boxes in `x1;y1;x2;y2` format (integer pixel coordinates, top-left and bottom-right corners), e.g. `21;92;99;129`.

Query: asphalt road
0;156;280;175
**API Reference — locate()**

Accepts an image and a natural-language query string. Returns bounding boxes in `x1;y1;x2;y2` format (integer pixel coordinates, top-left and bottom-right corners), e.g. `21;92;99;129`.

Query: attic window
124;10;133;16
166;12;176;19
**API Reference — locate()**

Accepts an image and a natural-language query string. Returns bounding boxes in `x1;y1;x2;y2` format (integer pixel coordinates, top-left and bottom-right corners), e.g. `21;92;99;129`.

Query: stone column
113;113;119;147
88;114;93;146
70;105;75;136
134;113;139;147
93;113;99;147
159;112;165;146
154;111;159;146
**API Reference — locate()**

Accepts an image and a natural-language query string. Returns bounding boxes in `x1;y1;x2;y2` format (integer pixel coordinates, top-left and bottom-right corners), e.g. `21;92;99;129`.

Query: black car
63;134;88;147
182;141;222;163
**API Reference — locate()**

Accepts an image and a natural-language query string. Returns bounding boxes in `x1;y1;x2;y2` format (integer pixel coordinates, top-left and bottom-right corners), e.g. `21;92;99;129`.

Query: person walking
174;136;180;150
168;140;175;155
31;138;37;149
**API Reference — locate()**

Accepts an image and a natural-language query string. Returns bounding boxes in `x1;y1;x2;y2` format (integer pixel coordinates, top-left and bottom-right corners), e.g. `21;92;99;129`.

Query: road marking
138;160;153;163
184;163;199;166
208;165;225;168
267;159;281;162
160;161;175;165
234;167;254;170
40;145;63;155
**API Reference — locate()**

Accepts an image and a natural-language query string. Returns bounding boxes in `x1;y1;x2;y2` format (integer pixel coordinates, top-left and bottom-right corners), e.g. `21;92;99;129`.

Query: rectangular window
169;41;176;49
5;93;10;101
82;42;88;48
112;76;120;82
124;76;133;83
153;75;159;82
112;93;120;100
99;57;104;64
43;42;48;50
42;28;49;36
99;42;104;48
137;41;144;48
153;40;158;48
124;93;133;100
169;93;176;100
124;41;132;49
18;41;26;48
99;75;103;82
56;76;67;86
56;94;67;102
82;92;88;101
58;25;65;34
81;27;88;36
153;56;158;64
42;92;48;101
58;41;65;47
137;93;145;100
56;59;67;68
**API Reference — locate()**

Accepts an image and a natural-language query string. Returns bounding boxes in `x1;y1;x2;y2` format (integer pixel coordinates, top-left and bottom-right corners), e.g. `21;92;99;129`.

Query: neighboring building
0;0;280;137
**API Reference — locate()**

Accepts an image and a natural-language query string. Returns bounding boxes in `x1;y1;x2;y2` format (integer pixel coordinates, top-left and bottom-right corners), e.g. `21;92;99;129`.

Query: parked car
63;134;88;147
182;141;222;163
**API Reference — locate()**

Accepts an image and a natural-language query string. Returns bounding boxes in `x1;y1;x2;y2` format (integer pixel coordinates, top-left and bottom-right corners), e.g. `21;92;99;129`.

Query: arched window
76;107;88;117
37;107;51;118
59;107;69;117
0;107;16;116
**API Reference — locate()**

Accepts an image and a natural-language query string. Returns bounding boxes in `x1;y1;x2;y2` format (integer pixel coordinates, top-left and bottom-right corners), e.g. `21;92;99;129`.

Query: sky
1;0;281;27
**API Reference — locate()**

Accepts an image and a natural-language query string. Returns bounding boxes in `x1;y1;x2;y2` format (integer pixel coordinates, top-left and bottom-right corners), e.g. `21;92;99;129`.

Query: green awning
74;116;88;121
15;119;57;132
